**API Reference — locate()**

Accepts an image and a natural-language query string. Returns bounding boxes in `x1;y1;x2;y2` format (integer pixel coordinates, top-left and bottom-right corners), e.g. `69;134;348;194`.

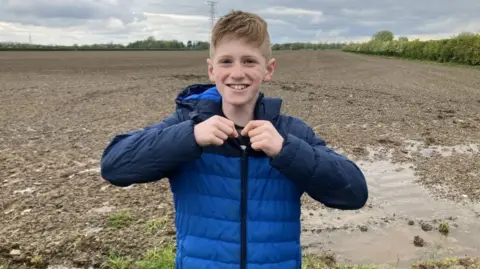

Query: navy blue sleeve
100;109;202;187
270;120;368;210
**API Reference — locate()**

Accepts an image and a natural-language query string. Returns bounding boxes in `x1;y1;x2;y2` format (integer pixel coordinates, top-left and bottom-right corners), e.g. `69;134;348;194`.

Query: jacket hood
176;84;220;104
175;84;283;123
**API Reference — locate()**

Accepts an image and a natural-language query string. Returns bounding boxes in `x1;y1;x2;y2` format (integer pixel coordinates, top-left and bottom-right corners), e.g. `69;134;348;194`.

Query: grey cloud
0;0;145;27
252;0;479;41
0;0;479;44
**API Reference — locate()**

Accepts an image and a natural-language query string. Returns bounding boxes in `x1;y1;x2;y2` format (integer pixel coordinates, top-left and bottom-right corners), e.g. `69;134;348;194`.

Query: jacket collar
176;84;282;124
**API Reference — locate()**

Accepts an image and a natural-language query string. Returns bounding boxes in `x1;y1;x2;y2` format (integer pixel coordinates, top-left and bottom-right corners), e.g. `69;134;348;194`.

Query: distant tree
398;36;409;42
193;41;210;50
372;30;394;42
271;44;281;50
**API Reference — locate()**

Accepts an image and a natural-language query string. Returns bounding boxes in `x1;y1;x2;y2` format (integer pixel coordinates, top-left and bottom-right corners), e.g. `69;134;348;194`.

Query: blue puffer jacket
100;84;368;269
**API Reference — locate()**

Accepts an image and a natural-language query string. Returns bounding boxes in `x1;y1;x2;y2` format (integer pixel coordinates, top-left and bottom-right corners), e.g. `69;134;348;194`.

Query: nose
230;63;245;80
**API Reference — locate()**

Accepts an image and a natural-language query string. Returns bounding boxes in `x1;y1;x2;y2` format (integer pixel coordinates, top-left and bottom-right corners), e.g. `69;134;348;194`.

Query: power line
207;1;217;42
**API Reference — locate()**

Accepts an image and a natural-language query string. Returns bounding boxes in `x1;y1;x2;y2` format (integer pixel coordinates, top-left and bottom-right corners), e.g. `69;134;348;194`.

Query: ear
206;58;215;82
263;58;276;82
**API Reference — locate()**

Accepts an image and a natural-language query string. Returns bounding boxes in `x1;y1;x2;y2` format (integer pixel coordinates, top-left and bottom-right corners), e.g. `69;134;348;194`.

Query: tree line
0;36;209;51
3;30;477;66
343;30;480;66
0;36;347;51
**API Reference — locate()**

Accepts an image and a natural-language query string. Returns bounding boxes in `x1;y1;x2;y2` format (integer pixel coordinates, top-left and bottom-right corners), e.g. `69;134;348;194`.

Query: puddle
403;139;479;158
300;142;480;267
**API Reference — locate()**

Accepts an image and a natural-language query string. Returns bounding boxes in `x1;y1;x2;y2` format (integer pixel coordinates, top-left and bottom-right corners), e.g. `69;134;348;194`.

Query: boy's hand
241;120;284;157
194;115;239;146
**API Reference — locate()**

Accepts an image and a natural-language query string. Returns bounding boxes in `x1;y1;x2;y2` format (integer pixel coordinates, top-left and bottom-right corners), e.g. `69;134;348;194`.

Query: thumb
241;120;262;136
231;127;239;138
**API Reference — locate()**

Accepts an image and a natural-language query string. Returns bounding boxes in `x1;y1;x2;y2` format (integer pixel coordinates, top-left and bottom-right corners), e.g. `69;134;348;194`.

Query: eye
244;59;257;64
219;58;232;64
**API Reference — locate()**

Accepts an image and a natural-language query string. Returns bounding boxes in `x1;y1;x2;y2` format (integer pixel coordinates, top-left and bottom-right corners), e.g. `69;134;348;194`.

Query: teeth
230;84;247;90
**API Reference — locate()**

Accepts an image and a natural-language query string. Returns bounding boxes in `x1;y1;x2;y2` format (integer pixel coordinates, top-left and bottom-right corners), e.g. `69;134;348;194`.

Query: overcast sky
0;0;479;45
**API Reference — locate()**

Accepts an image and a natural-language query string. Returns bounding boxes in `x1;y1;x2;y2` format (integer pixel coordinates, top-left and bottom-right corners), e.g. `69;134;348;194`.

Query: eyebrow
217;54;260;59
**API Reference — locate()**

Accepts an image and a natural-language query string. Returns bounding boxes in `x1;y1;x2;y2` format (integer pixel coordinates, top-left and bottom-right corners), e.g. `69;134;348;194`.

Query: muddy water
300;141;480;267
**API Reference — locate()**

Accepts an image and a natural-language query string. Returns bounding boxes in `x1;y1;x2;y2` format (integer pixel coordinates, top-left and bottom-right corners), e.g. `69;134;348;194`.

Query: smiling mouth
227;84;250;90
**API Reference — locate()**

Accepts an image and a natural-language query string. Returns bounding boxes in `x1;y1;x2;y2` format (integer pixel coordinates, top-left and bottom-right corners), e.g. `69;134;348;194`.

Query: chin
222;97;253;107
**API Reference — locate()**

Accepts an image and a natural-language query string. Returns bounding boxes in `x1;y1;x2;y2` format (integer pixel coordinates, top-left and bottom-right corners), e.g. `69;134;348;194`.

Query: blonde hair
209;10;272;60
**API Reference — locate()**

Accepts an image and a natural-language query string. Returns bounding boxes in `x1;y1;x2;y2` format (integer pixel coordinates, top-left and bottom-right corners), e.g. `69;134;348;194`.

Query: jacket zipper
240;145;248;269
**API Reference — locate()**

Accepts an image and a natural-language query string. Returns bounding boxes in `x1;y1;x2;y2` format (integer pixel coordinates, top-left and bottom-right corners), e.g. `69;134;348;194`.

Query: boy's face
207;38;275;108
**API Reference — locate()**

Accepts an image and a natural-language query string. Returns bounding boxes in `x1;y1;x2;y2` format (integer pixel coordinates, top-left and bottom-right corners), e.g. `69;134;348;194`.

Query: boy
100;10;368;269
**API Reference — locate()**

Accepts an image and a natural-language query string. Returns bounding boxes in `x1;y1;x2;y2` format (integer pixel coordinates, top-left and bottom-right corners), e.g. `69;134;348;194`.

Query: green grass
100;244;175;269
135;245;176;269
411;257;480;269
108;210;133;229
29;255;47;268
438;222;450;235
101;253;134;269
91;216;480;269
301;252;393;269
146;217;169;234
96;240;480;269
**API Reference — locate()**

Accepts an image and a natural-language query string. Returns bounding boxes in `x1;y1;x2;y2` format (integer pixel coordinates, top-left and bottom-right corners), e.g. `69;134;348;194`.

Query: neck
222;102;256;127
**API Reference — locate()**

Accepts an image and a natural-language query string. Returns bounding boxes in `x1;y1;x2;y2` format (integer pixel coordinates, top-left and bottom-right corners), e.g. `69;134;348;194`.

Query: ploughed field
1;50;479;268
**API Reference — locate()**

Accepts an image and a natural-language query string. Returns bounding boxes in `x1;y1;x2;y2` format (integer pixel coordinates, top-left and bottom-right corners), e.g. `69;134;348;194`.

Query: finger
210;135;224;146
241;120;264;136
218;118;238;136
217;117;239;137
213;129;228;141
249;133;267;143
250;140;265;151
216;116;237;129
215;120;237;137
247;124;268;138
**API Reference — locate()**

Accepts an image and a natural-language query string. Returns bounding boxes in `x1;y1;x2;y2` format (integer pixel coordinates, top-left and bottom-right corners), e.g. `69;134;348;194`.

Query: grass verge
97;241;480;269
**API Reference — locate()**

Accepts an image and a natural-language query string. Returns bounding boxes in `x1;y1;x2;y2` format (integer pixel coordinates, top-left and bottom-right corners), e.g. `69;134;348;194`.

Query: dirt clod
72;253;89;267
359;225;368;232
414;236;426;247
421;222;433;231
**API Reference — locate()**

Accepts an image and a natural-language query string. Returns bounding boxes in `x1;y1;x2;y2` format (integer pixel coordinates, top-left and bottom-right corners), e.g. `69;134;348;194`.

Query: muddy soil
0;50;479;268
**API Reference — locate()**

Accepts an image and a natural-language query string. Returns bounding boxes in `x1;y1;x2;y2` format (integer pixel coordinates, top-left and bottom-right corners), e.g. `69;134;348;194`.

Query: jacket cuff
180;120;203;157
270;133;302;170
